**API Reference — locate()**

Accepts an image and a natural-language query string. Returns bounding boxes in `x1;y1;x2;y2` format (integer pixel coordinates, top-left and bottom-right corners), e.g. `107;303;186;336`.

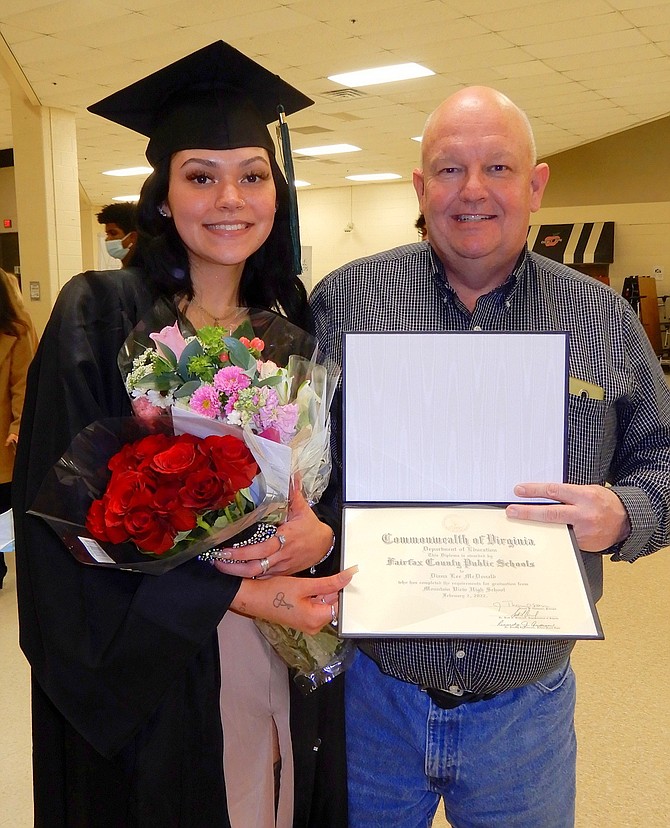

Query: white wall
297;181;422;290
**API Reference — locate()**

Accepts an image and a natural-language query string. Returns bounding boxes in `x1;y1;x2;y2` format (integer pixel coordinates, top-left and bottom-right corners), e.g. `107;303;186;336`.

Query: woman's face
163;146;277;276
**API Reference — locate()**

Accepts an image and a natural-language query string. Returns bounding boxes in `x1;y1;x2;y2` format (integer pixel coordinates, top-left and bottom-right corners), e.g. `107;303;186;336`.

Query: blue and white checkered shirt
310;243;670;693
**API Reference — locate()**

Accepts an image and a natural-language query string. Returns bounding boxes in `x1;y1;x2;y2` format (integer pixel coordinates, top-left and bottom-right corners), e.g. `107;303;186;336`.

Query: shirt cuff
607;485;656;562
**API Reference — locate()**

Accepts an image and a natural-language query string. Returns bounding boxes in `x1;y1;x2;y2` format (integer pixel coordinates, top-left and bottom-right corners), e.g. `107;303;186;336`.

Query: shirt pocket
566;393;616;484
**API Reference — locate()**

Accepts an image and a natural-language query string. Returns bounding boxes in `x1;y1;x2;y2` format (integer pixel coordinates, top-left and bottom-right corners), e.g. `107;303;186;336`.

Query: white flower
147;389;174;409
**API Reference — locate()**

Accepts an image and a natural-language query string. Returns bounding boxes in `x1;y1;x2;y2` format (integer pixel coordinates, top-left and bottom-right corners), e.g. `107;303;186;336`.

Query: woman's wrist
310;530;336;574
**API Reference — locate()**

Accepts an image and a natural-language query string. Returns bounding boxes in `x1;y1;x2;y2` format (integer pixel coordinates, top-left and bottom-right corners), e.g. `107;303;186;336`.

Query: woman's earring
158;205;169;217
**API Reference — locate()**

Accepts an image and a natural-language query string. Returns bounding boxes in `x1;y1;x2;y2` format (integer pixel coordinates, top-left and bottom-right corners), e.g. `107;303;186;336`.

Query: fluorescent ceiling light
294;180;311;188
293;144;361;156
112;195;140;202
103;166;153;177
328;63;434;88
345;173;402;182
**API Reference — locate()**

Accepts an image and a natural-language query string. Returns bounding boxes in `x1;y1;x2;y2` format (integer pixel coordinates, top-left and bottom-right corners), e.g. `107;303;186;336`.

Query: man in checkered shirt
311;86;670;828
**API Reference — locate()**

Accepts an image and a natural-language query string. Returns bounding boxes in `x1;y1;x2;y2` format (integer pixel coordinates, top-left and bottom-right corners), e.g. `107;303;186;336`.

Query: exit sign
2;219;11;228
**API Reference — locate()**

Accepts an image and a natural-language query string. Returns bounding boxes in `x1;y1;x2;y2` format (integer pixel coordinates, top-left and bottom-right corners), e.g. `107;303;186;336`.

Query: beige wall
540;116;670;208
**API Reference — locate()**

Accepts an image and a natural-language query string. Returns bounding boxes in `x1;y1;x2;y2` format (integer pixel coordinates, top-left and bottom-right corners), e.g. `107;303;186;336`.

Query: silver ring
277;533;286;552
320;596;327;604
330;603;337;626
259;557;270;576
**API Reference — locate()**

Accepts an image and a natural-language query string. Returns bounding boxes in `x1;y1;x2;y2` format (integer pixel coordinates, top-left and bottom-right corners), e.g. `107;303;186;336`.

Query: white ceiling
1;0;670;207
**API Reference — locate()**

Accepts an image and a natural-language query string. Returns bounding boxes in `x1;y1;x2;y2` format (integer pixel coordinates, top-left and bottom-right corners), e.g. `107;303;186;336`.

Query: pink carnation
132;395;161;421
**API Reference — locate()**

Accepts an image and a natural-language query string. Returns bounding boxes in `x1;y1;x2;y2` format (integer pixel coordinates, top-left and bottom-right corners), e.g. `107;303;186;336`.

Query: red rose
151;484;199;531
124;507;176;555
104;470;156;519
150;435;206;476
201;435;258;491
110;433;173;473
180;468;232;510
86;498;111;541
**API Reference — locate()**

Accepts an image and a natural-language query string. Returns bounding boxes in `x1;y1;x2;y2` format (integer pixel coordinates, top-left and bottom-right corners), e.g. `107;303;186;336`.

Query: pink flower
132;395;163;421
213;366;251;396
150;322;188;360
189;385;222;419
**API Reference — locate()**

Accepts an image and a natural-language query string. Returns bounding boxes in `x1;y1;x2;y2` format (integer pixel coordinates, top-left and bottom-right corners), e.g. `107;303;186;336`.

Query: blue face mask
105;234;131;260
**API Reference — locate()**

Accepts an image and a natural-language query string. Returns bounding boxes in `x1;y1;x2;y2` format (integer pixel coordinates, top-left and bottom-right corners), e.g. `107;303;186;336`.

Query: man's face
413;92;549;285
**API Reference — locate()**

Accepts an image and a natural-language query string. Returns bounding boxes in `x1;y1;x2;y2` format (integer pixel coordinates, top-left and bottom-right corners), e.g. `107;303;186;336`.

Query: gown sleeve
11;269;242;758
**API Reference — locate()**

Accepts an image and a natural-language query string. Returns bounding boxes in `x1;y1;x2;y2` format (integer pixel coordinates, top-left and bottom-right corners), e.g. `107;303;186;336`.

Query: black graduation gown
11;269;347;828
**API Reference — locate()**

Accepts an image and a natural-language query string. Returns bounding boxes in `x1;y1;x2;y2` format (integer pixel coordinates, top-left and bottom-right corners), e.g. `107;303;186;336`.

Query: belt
424;687;498;709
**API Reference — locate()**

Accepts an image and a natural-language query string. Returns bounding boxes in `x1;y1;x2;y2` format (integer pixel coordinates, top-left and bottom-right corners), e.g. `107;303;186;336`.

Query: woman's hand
212;487;334;579
229;567;357;635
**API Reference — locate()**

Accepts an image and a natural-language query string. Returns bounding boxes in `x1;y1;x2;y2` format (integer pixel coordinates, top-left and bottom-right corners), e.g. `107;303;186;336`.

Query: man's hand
505;482;631;552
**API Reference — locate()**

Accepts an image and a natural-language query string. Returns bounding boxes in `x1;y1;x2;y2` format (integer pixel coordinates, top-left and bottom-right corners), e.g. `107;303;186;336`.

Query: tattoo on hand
272;591;294;610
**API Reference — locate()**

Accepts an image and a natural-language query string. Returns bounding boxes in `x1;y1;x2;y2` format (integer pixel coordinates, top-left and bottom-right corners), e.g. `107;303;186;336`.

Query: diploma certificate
340;506;602;639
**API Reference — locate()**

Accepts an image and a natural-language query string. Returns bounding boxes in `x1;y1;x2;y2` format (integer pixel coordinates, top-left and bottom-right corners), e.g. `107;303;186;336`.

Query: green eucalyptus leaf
173;380;203;399
224;336;256;370
178;338;204;378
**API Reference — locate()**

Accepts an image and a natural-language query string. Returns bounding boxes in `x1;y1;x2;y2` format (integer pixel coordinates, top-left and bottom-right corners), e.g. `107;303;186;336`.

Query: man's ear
413;168;426;209
529;163;550;213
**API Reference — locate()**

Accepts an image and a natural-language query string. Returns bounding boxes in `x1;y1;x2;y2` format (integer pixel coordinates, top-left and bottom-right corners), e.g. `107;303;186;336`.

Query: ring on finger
259;557;271;576
277;533;286;552
320;596;327;604
330;603;337;626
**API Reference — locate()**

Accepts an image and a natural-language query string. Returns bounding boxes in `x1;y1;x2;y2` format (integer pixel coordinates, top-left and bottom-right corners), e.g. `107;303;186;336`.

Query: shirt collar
428;244;529;305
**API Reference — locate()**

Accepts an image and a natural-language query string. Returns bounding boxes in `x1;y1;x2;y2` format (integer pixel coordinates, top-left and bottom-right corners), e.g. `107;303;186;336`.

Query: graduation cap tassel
276;105;302;276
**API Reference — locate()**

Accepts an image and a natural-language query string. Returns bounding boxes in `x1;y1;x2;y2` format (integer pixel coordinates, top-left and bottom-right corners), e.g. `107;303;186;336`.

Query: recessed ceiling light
345;173;402;182
112;195;140;202
103;166;153;177
293;144;361;156
294;180;311;188
328;63;434;88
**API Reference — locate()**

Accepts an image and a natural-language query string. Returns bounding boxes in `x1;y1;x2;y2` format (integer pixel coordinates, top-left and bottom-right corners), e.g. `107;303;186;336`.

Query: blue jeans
346;650;576;828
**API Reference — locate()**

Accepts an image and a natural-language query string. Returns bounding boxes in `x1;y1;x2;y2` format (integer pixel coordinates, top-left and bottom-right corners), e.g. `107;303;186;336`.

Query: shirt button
455;650;466;659
472;325;482;331
448;684;464;696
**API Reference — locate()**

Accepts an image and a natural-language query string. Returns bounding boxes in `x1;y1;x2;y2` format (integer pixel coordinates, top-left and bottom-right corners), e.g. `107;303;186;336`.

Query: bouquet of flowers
86;430;259;557
29;415;273;574
118;302;336;512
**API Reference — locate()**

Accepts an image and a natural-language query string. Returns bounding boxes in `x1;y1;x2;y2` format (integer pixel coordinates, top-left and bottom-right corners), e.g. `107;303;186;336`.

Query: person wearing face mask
96;202;139;267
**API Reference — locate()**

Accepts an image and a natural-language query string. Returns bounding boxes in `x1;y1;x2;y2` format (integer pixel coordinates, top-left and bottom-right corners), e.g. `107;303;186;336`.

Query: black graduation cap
87;40;313;166
88;41;313;274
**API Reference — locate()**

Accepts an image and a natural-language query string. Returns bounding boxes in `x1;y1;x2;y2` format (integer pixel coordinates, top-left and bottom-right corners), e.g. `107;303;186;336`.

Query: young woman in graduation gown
11;42;350;828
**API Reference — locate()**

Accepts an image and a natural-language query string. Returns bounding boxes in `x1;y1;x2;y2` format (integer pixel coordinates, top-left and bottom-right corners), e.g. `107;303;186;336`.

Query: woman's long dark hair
0;269;29;337
135;153;311;330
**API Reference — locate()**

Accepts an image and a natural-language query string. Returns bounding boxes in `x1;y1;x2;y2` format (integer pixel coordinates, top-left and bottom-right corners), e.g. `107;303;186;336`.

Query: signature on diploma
492;600;559;629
